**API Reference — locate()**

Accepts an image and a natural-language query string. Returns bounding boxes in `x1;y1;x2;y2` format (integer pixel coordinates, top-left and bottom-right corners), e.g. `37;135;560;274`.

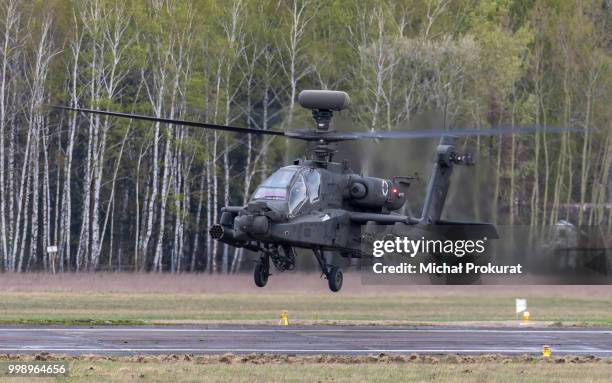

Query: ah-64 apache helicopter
56;90;576;291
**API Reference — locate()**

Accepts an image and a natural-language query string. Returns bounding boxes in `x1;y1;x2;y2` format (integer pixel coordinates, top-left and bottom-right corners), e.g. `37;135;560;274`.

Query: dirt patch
147;319;593;327
0;273;610;297
0;353;609;365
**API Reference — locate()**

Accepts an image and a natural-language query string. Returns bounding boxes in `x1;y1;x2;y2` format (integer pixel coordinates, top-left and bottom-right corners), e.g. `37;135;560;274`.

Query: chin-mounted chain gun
436;144;474;168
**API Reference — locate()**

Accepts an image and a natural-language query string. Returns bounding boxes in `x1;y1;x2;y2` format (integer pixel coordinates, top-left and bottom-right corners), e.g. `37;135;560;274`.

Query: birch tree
14;14;55;271
279;0;314;162
0;0;20;270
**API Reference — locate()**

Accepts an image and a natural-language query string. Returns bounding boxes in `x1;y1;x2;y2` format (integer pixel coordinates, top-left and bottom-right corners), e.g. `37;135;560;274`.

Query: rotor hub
312;109;333;132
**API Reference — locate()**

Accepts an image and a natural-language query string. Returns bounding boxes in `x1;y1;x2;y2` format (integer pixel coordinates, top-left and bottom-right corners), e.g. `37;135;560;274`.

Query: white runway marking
1;348;611;354
0;328;610;334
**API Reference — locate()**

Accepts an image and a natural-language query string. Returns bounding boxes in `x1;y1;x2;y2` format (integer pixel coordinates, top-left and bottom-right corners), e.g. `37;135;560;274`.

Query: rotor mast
309;109;337;162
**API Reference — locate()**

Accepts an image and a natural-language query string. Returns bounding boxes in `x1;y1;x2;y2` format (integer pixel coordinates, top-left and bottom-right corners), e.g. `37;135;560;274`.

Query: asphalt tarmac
1;325;611;356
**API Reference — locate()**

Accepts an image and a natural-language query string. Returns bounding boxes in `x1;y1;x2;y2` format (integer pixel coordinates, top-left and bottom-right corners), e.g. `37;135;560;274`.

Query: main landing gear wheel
312;249;343;292
254;257;270;287
327;266;343;292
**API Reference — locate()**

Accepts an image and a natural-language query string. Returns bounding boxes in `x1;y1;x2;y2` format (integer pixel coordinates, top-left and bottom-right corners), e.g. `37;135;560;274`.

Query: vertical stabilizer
420;137;457;224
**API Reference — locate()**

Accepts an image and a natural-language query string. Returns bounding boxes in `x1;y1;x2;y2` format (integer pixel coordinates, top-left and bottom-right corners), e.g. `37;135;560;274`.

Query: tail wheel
327;266;343;292
254;259;269;287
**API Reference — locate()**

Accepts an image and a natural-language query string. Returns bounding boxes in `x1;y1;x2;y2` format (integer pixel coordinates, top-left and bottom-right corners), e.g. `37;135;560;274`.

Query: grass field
0;273;610;326
0;274;610;382
1;355;611;383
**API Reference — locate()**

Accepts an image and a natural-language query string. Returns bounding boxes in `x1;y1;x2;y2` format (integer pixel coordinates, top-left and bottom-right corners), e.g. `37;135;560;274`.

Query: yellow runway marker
279;311;289;326
522;311;530;324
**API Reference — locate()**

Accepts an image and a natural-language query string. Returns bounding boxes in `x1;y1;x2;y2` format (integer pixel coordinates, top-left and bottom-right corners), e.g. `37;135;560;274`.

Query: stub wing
349;212;419;225
349;213;498;240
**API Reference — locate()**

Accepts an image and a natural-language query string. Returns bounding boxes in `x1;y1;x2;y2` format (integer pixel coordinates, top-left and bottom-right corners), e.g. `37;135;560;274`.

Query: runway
1;325;611;356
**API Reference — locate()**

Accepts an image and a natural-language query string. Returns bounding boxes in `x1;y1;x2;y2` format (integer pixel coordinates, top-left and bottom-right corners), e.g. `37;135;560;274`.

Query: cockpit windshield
252;166;299;201
252;166;321;215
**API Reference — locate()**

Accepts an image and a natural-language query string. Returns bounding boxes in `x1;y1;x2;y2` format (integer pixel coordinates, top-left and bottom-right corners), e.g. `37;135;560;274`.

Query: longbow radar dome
298;90;350;111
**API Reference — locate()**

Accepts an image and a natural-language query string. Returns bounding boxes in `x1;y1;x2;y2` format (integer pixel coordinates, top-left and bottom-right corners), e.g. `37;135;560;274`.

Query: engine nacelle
346;176;406;211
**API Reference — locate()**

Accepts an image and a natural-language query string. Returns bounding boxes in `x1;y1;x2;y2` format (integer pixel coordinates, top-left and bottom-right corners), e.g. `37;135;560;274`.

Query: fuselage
210;159;408;255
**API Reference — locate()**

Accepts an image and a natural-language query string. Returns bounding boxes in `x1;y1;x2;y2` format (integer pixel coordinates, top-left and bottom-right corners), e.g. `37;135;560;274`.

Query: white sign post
515;298;527;319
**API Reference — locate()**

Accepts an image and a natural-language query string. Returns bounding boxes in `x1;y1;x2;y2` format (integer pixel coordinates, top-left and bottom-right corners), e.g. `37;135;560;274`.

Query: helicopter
55;90;577;292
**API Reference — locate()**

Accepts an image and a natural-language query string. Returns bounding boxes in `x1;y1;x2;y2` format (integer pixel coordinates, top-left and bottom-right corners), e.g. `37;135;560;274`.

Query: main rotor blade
52;105;287;137
53;105;582;142
324;125;582;141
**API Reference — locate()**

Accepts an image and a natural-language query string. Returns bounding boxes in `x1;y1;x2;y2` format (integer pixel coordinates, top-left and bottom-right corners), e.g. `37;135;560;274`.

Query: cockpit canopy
252;166;321;215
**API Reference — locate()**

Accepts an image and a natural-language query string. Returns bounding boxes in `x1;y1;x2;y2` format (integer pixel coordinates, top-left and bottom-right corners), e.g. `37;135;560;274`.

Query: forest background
0;0;609;273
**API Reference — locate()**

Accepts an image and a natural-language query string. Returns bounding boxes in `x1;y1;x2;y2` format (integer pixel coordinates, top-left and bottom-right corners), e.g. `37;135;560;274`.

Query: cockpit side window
304;169;321;203
288;174;307;215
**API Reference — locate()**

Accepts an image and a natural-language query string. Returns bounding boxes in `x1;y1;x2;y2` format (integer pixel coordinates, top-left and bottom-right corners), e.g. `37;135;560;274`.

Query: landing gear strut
313;249;343;292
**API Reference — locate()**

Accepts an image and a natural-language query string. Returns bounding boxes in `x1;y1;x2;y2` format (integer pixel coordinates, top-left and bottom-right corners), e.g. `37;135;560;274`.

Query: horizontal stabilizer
434;220;499;240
